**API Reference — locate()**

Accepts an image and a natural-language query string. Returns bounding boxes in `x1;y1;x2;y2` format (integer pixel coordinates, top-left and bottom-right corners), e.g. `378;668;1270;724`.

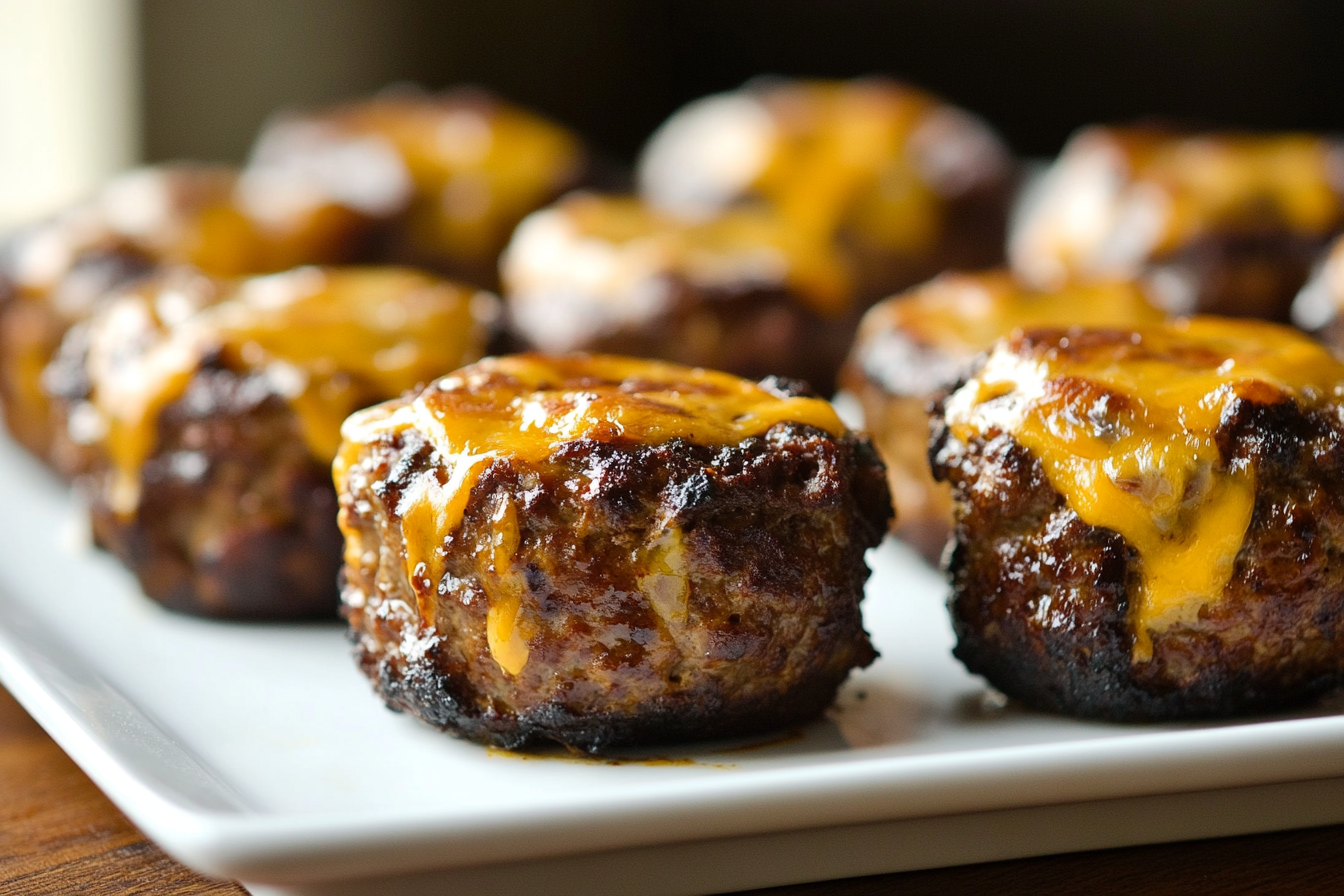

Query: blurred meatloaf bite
931;318;1344;720
500;193;858;393
46;266;496;619
638;77;1015;300
0;163;383;461
1011;126;1344;321
334;354;891;751
245;87;591;288
840;271;1165;562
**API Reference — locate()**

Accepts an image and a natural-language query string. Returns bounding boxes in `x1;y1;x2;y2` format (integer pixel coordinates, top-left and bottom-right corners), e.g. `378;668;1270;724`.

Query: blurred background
3;0;1343;228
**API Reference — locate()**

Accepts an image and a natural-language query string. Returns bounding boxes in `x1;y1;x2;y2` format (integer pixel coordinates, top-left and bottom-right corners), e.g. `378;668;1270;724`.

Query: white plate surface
1;432;1344;894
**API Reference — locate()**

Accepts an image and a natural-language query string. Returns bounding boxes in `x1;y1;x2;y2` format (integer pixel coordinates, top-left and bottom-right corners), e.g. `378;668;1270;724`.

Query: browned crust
54;360;343;620
930;348;1344;720
547;282;866;398
340;415;890;752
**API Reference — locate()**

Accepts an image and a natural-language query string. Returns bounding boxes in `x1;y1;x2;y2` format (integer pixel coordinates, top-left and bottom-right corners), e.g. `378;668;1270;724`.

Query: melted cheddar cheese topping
640;79;998;316
336;353;846;675
508;193;852;318
1013;127;1344;287
877;271;1167;357
943;317;1344;660
333;93;585;265
77;266;490;515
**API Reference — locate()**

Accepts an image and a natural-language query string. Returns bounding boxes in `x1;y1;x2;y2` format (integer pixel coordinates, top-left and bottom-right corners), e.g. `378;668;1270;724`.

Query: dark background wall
141;0;1344;164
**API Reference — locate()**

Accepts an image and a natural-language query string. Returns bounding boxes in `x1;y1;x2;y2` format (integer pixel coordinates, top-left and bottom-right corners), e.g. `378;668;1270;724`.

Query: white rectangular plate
2;432;1344;896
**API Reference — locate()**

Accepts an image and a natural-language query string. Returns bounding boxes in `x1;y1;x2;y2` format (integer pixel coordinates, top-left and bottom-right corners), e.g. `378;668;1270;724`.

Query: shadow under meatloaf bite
637;76;1015;302
500;193;861;394
931;319;1344;720
1010;126;1344;322
334;354;891;752
244;86;592;290
0;163;384;461
45;266;497;619
840;270;1165;563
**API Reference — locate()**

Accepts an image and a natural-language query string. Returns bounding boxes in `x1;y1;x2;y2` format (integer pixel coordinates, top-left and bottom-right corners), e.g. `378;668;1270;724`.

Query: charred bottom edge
359;641;865;754
951;634;1344;723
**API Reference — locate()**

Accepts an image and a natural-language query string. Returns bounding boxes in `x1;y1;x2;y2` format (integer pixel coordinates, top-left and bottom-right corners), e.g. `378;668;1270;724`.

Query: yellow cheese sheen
945;317;1344;660
755;81;940;258
890;271;1167;355
88;266;488;517
341;353;848;675
342;94;584;263
1130;133;1343;252
562;194;852;318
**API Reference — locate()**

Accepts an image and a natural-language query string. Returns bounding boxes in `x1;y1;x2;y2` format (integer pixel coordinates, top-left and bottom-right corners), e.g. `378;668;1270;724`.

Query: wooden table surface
4;683;1343;896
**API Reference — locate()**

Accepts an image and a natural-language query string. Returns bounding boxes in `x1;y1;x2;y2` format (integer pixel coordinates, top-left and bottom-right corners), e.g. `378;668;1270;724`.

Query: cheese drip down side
336;353;848;675
76;266;492;515
942;318;1344;661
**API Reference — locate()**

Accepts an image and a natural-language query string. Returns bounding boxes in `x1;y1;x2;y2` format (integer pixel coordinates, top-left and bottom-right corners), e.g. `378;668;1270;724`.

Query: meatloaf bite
0;163;383;461
638;77;1014;301
840;270;1165;563
245;87;591;289
335;354;890;751
500;193;859;393
1010;126;1344;321
46;266;496;619
931;319;1344;720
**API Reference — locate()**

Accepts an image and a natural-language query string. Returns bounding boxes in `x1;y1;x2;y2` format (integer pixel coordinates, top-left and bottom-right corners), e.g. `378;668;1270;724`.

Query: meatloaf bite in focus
1010;126;1344;321
335;354;891;751
840;270;1165;562
932;319;1344;720
46;266;496;619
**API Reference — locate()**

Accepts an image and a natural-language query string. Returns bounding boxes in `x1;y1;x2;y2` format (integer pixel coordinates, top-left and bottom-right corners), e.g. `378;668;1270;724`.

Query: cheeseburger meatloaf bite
245;87;591;288
335;354;891;751
840;271;1165;562
638;77;1014;301
0;164;382;460
931;319;1344;720
1011;126;1344;321
500;193;859;393
46;266;496;619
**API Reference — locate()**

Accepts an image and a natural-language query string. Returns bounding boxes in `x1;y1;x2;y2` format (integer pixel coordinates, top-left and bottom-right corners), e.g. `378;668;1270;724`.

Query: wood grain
4;681;1343;895
0;686;244;895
